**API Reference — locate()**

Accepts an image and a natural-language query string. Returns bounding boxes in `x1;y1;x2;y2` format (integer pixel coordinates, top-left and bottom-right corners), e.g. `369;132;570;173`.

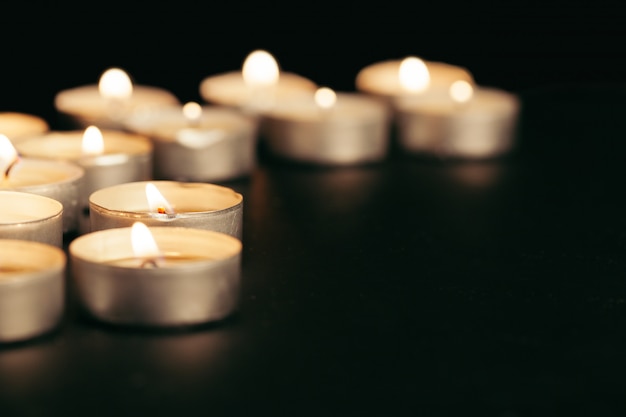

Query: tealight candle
262;87;391;165
393;81;521;159
54;67;180;129
199;49;317;116
14;126;153;232
0;191;63;248
0;239;66;343
123;102;257;182
355;56;474;101
0;134;84;234
69;223;242;327
0;112;49;141
89;180;243;239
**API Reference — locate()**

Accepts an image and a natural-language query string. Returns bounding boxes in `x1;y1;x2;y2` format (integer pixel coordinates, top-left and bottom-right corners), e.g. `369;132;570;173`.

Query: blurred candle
394;81;521;159
70;223;242;327
356;56;474;102
89;180;243;239
262;86;391;165
0;112;49;142
123;102;257;182
54;67;180;129
0;239;66;343
199;49;317;116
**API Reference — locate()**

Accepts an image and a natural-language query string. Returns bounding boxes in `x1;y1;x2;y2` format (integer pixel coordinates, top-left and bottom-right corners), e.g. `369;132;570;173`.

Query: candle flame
145;182;175;217
182;102;202;123
398;56;430;93
82;125;105;156
131;222;161;267
0;134;19;178
449;80;474;103
242;50;279;87
98;67;133;100
314;87;337;109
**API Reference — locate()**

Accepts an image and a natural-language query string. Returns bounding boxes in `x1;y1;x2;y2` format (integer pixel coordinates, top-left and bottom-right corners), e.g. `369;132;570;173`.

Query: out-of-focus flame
398;56;430;93
131;222;161;266
98;68;133;100
145;182;174;215
449;80;474;104
242;50;279;87
0;134;19;177
81;125;104;156
314;87;337;109
182;102;202;124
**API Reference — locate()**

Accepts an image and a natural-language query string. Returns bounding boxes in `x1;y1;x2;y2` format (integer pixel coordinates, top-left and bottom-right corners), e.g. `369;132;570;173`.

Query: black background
3;4;626;417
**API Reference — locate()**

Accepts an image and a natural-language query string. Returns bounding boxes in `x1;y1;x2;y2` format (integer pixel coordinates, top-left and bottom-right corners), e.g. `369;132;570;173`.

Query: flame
242;50;279;87
131;222;161;266
82;125;105;156
0;134;19;177
398;56;430;93
98;68;133;100
314;87;337;109
449;80;474;103
145;182;174;215
182;102;202;123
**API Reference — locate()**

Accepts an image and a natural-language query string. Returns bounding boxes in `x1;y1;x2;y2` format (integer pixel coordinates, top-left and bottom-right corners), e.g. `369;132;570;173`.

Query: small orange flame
98;68;133;100
182;102;202;123
0;134;20;178
82;126;105;156
398;56;430;93
131;222;161;267
145;183;174;216
449;80;474;104
242;50;279;87
314;87;337;109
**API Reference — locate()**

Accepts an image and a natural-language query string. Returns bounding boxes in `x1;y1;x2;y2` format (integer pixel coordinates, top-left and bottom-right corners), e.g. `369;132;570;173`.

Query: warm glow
449;80;474;103
182;102;202;123
242;50;279;87
0;134;19;175
98;68;133;100
398;56;430;93
82;126;105;156
314;87;337;109
145;183;174;215
131;222;161;264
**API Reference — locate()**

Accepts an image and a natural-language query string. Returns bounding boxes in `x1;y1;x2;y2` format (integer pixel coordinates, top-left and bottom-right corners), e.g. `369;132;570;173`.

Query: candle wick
2;157;20;183
140;258;159;268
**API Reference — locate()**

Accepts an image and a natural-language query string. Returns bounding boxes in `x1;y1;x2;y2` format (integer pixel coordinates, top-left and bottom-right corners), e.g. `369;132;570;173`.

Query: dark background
3;4;626;417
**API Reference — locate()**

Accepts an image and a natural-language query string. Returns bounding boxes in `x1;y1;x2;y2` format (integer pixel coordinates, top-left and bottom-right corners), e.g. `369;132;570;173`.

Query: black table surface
1;83;626;417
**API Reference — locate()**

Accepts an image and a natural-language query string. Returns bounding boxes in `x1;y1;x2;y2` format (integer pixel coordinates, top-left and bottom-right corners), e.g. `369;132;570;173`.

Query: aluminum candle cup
0;239;66;343
355;59;474;101
394;88;520;159
69;226;242;327
124;105;257;182
0;112;49;141
1;158;84;234
89;181;243;239
54;84;180;130
262;92;391;165
14;130;153;233
0;191;63;248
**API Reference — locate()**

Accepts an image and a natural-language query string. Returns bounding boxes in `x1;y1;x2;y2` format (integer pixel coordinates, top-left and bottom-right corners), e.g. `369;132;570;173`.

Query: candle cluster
0;49;519;343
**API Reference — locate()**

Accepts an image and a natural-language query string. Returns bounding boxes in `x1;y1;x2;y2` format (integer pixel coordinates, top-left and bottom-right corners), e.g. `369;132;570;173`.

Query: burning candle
69;222;242;327
0;134;84;234
13;126;153;232
54;67;180;129
0;112;49;141
199;49;317;116
0;191;63;248
262;86;391;165
393;80;521;159
355;56;474;102
0;239;66;343
89;180;243;239
123;102;257;182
